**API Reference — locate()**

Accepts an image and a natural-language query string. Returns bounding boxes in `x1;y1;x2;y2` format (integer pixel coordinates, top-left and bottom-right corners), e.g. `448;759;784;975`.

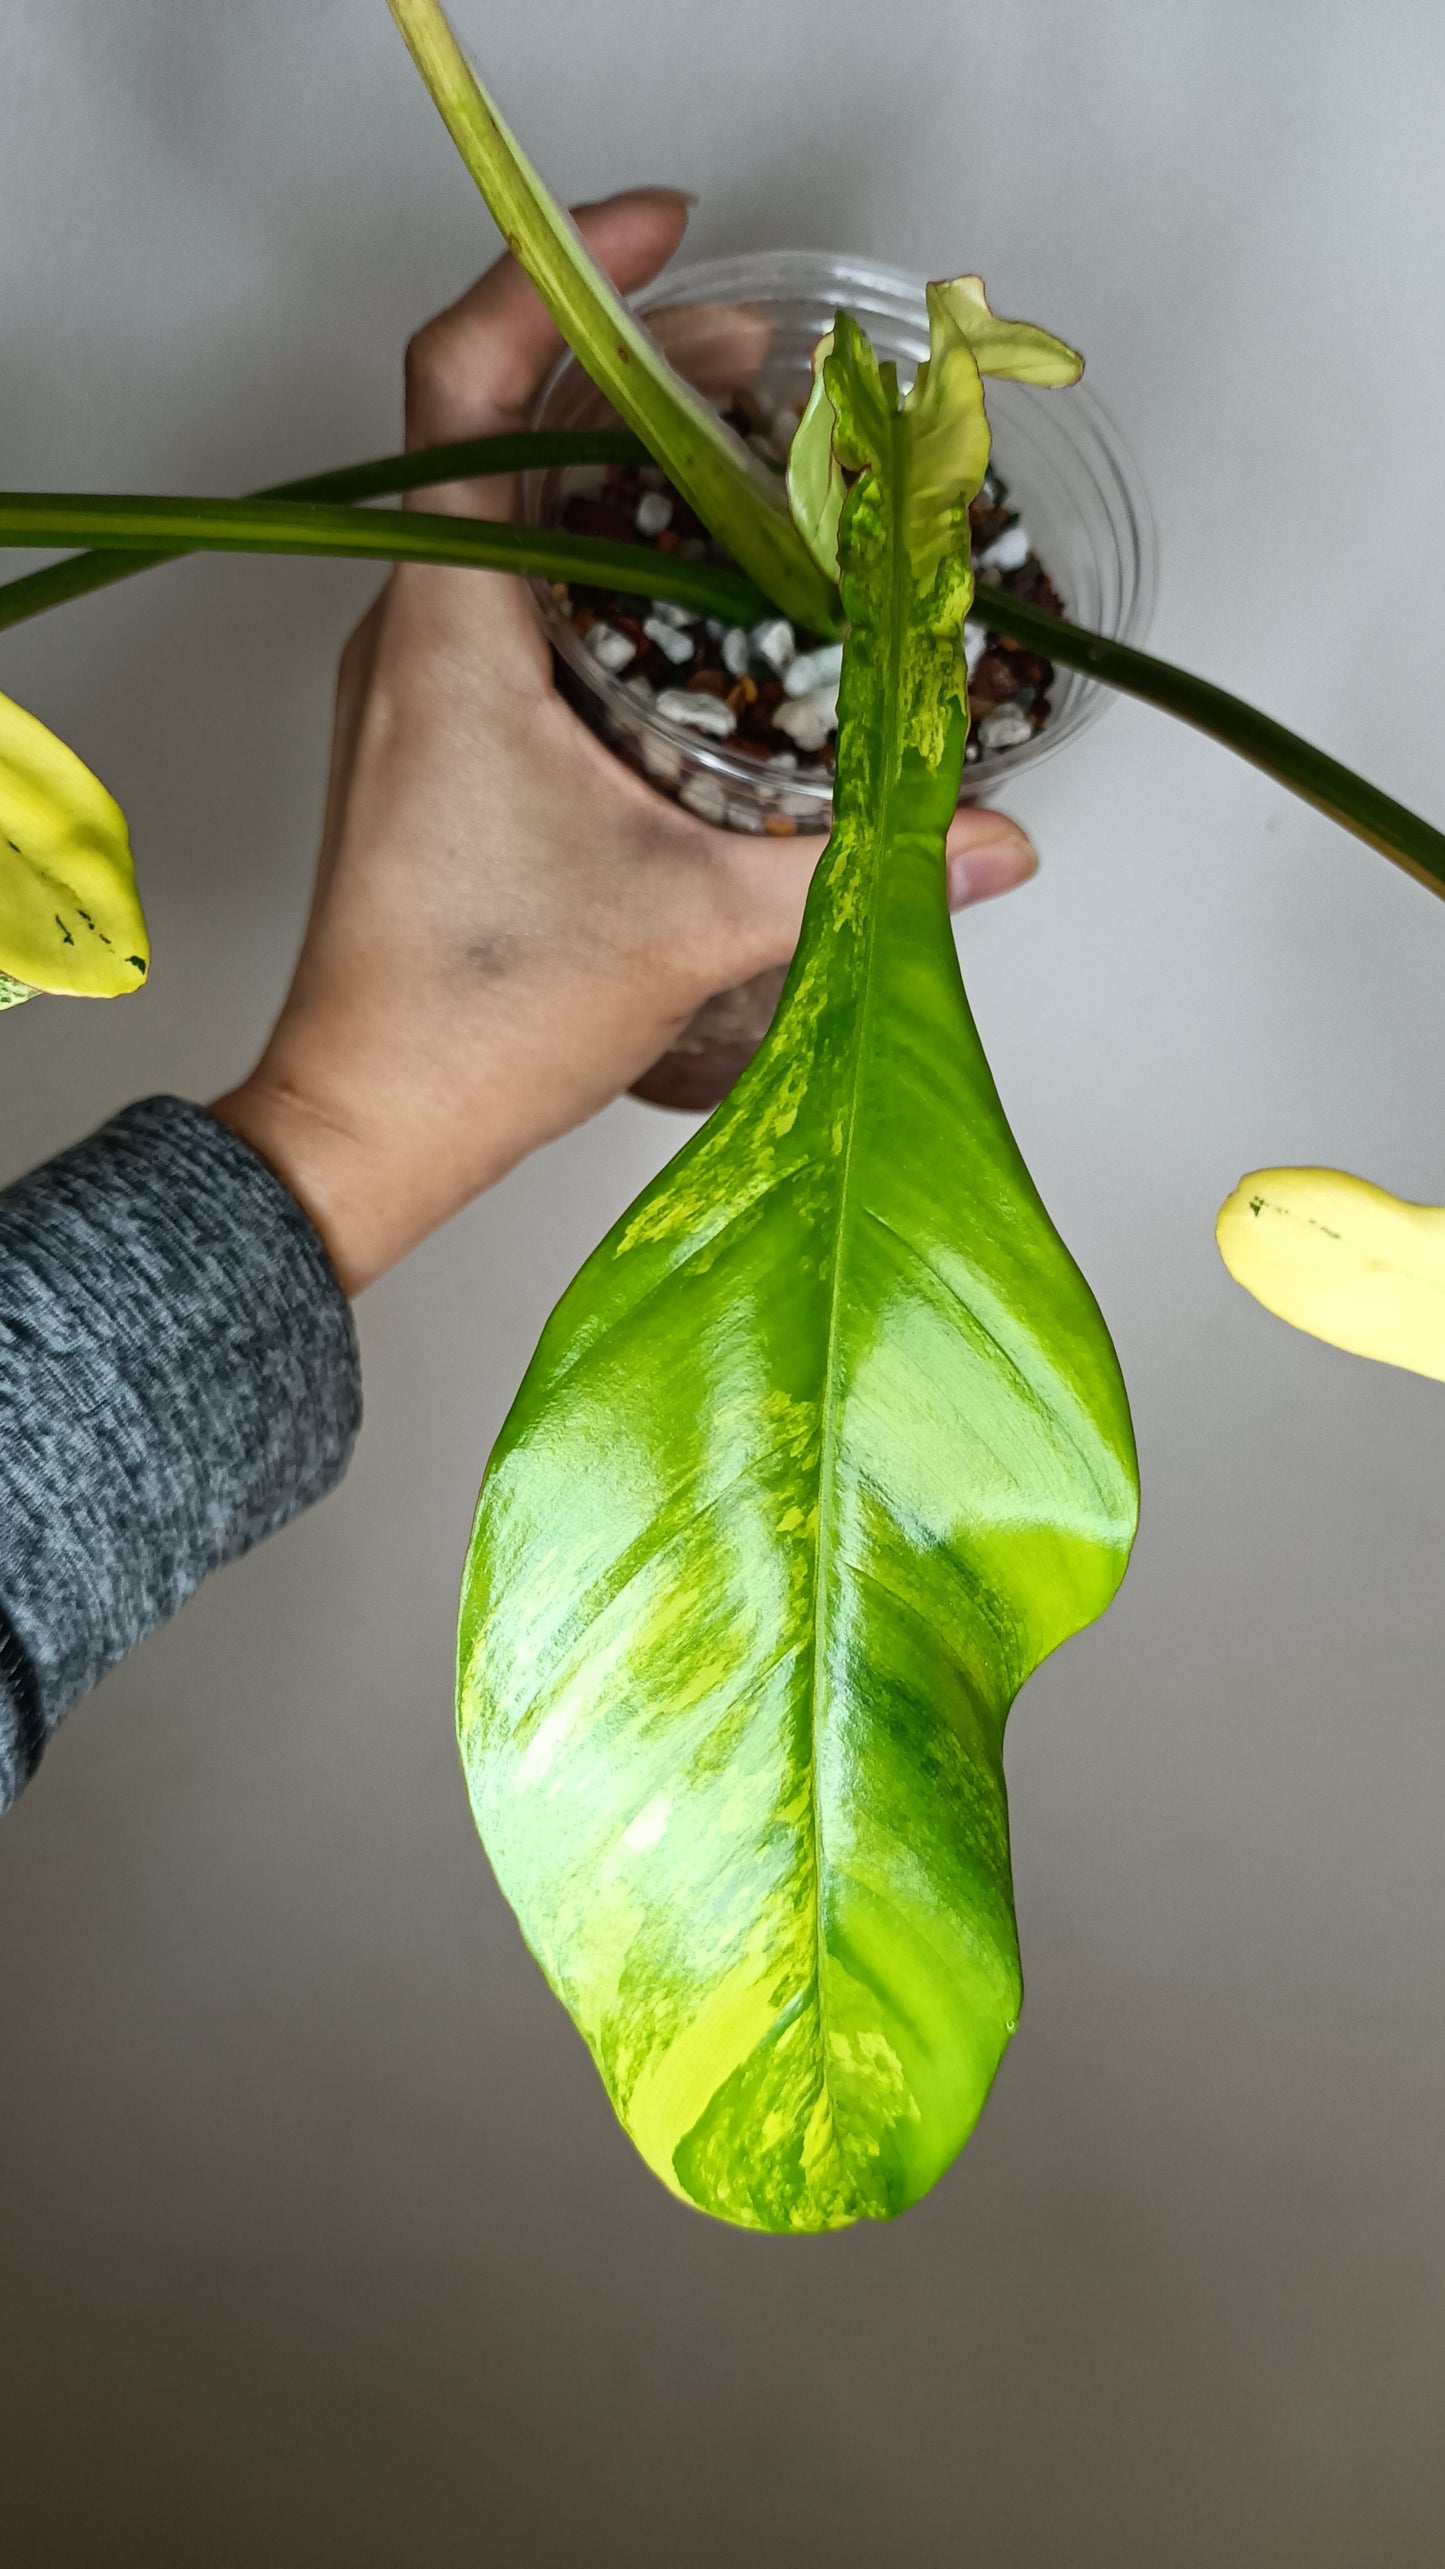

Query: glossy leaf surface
457;301;1137;2232
1218;1165;1445;1382
0;689;147;999
387;0;840;634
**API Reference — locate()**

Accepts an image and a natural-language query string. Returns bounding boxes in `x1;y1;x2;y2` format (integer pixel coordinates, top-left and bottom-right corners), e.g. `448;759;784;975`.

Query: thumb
712;809;1039;979
404;186;695;507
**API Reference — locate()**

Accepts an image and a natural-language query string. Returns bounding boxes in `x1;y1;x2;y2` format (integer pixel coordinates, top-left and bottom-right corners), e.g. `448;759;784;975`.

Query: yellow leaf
0;688;148;999
1216;1166;1445;1384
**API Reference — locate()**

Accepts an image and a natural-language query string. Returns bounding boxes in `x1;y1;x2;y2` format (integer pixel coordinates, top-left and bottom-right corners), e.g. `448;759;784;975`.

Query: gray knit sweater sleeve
0;1096;362;1812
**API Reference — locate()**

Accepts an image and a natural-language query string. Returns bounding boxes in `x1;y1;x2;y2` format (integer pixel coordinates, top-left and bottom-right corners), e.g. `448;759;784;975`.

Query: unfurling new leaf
0;689;147;1000
923;274;1084;388
457;290;1137;2232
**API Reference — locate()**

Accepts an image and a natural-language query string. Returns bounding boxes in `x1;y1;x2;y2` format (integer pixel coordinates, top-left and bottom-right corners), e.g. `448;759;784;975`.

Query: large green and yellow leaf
0;688;147;999
458;299;1137;2232
1218;1165;1445;1382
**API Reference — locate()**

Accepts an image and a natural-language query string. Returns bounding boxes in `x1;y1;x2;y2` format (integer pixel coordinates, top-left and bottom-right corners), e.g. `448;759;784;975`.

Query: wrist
209;1075;430;1296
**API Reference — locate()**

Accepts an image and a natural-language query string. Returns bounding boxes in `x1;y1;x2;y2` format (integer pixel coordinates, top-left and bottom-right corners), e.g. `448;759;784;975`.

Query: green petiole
2;431;1442;897
977;587;1445;900
0;480;765;628
0;427;646;632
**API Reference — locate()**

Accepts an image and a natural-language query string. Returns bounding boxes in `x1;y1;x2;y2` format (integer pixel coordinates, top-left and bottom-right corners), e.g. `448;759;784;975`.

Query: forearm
0;1097;361;1810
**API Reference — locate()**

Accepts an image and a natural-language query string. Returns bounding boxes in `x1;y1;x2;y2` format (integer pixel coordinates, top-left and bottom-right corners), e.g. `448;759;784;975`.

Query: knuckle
336;630;367;695
403;320;451;413
404;320;438;382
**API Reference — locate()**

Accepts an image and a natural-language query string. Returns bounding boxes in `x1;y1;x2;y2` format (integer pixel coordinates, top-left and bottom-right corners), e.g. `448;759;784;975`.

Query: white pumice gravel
750;616;797;675
648;597;697;628
765;749;799;771
679;772;729;825
634;491;674;537
721;625;752;678
623;673;655;700
782;787;831;823
585;620;637;674
976;703;1034;753
963;621;989;678
655;687;738;739
783;641;845;700
643;616;696;666
772;688;839;753
977;522;1031;574
642;732;684;785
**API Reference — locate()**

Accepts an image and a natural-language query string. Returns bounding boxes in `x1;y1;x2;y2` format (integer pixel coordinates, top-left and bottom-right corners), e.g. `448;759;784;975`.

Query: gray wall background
3;3;1444;2560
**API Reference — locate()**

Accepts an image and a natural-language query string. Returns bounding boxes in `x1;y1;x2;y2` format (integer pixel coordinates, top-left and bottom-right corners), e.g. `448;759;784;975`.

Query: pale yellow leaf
1216;1166;1445;1384
0;688;148;999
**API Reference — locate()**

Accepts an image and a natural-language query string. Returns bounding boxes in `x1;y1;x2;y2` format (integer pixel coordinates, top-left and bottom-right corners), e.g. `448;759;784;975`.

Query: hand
212;190;1037;1296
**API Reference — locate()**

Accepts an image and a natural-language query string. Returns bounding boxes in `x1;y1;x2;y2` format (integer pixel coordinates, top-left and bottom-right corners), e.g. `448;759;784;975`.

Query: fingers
712;810;1038;978
650;301;772;400
944;807;1039;907
403;187;693;518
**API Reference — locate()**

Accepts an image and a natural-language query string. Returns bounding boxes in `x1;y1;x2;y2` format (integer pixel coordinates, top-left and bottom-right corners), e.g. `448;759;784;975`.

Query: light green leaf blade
458;306;1136;2233
786;327;845;581
0;688;148;999
925;274;1084;387
387;0;840;635
896;316;992;590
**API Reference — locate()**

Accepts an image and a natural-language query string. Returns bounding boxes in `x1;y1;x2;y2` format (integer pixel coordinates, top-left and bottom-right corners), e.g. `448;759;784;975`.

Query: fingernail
614;185;699;208
947;831;1038;908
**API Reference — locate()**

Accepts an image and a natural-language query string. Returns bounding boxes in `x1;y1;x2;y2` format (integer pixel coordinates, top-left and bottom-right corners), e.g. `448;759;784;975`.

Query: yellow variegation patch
1217;1166;1445;1384
0;687;148;999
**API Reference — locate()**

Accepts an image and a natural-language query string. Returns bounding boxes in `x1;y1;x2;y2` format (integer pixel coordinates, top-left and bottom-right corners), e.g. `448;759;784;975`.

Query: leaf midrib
802;412;912;2177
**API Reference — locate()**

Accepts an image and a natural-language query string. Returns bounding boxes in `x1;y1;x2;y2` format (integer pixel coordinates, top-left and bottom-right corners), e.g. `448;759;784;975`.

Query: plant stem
0;428;648;634
0;486;766;627
977;588;1445;899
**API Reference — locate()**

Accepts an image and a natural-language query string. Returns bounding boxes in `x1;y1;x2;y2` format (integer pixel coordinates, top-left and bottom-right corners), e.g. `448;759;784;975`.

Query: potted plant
524;245;1155;1107
2;0;1443;2232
